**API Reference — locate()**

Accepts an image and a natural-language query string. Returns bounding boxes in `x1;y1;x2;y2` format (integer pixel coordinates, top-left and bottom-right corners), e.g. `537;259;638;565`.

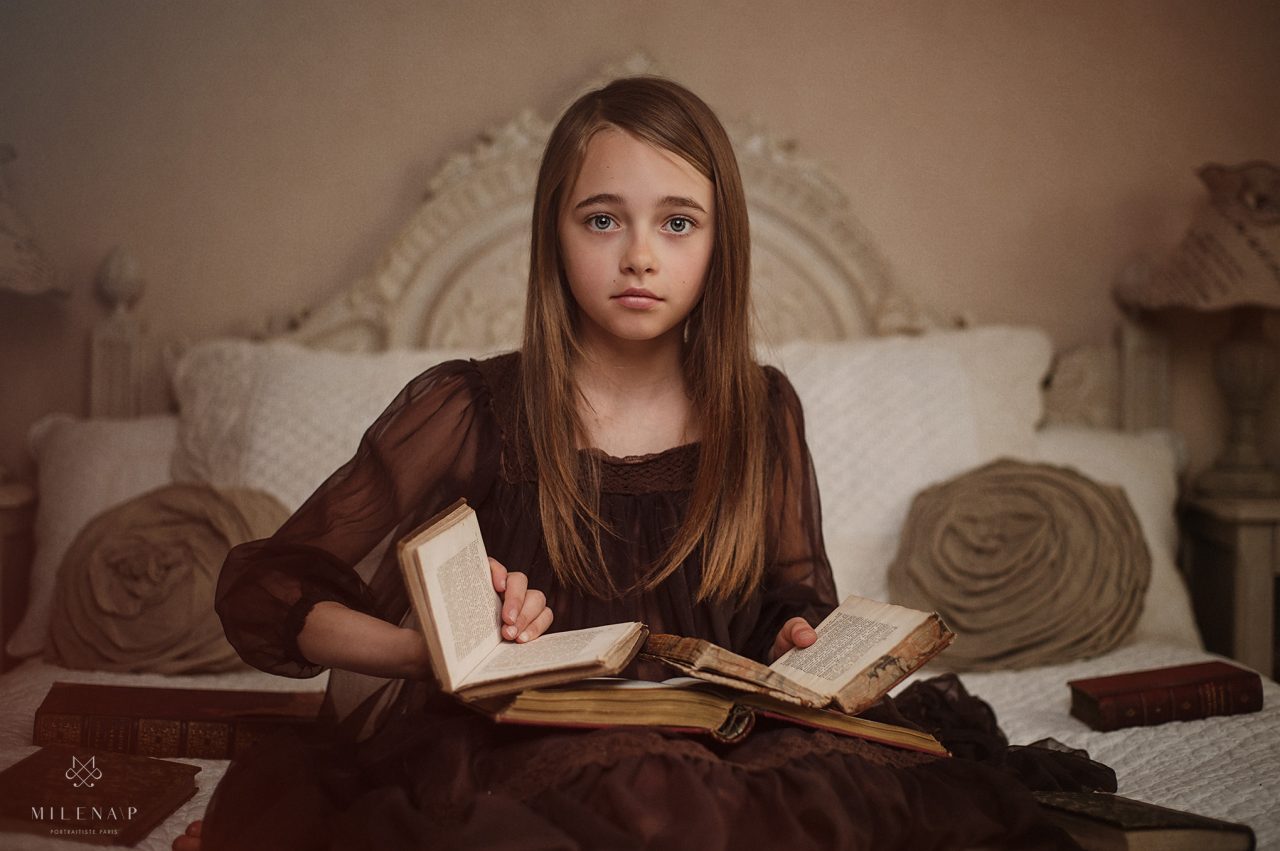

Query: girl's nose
621;233;656;276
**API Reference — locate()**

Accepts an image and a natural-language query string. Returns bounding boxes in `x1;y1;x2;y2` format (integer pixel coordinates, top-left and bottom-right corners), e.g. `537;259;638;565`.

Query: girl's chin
580;321;685;348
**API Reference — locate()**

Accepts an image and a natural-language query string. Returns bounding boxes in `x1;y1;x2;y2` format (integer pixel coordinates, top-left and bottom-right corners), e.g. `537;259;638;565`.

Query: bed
2;57;1277;850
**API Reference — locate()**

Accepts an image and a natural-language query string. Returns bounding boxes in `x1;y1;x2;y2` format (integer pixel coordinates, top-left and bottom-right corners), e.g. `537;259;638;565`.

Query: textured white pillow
7;414;178;658
766;325;1053;602
1032;425;1201;648
171;340;497;511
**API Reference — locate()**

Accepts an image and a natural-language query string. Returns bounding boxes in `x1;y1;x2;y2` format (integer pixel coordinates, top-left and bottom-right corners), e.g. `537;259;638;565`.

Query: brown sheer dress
206;353;1088;850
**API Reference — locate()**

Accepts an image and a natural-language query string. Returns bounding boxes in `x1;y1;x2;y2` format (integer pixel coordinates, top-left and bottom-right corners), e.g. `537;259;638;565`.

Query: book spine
34;711;310;758
1088;674;1262;730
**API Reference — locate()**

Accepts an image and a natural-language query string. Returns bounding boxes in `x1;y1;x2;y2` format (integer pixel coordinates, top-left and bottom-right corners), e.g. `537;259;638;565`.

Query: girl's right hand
489;557;554;643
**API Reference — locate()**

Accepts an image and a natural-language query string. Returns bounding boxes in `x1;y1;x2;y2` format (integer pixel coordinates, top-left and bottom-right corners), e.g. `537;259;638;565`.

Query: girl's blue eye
589;215;613;231
667;217;692;234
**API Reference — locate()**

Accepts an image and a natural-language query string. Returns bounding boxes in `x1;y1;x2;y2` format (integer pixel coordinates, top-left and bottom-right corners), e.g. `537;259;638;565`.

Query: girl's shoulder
759;362;802;407
471;350;521;404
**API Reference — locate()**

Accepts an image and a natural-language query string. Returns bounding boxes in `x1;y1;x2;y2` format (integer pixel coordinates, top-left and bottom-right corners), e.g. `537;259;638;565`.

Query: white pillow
765;325;1053;602
1032;425;1201;648
7;414;178;658
171;340;497;511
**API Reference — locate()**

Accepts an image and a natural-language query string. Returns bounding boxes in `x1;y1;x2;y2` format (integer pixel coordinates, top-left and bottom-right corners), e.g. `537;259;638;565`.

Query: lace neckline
579;441;700;466
473;353;700;492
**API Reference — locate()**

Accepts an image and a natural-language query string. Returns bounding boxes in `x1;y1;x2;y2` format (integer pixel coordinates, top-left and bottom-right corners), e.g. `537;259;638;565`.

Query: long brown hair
520;76;768;603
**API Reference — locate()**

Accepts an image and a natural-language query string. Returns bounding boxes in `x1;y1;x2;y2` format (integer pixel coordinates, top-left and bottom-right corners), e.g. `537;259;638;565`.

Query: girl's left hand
769;617;818;662
489;557;554;643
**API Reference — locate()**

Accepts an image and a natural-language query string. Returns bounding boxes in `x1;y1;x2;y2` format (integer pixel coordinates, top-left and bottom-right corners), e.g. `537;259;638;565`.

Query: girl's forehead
566;127;712;205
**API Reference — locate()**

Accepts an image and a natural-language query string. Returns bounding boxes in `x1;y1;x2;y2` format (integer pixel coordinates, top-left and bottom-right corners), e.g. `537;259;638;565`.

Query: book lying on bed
1067;661;1263;731
644;596;954;715
472;678;950;755
33;683;325;759
0;746;199;847
1033;791;1256;851
397;499;648;700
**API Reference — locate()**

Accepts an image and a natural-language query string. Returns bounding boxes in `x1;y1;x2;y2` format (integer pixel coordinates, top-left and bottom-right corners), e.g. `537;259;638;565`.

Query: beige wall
1;0;1278;483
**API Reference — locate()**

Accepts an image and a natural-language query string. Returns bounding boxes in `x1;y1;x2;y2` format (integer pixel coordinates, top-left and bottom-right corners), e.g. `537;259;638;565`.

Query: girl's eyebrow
572;193;708;213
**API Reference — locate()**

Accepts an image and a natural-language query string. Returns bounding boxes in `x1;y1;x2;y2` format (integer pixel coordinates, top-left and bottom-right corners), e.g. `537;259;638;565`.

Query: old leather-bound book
1067;661;1263;731
34;683;325;758
1034;791;1255;850
0;746;199;846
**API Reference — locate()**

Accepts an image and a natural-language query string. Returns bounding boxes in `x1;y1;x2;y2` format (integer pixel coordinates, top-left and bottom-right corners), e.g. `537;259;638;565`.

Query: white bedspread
2;643;1277;849
948;641;1280;849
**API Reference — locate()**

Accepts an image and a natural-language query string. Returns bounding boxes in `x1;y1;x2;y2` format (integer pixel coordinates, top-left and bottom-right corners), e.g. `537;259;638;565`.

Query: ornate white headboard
89;55;1169;431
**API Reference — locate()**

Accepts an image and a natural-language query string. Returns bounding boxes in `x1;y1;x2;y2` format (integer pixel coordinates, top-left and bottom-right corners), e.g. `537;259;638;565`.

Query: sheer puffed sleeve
215;359;501;678
740;366;839;662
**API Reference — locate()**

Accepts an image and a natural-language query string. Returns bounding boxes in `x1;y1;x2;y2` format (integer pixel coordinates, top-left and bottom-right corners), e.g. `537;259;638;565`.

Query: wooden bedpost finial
90;247;146;417
96;246;145;314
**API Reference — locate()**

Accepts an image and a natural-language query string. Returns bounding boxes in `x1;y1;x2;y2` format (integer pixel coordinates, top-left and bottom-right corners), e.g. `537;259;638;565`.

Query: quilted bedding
947;640;1280;848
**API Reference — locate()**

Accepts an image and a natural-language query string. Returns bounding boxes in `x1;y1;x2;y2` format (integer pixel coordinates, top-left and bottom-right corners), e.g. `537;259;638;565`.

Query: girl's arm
743;367;840;662
297;601;430;679
295;557;553;680
216;360;504;678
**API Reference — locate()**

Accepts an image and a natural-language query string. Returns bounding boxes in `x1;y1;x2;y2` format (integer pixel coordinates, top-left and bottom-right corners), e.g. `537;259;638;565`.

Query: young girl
182;77;1088;851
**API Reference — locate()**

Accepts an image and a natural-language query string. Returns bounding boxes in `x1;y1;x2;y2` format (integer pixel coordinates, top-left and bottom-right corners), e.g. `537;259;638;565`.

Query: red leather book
0;746;199;846
1068;661;1263;731
34;682;325;759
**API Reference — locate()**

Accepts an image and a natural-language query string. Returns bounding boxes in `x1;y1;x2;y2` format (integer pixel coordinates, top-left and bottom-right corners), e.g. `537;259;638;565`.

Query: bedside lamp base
1195;308;1280;498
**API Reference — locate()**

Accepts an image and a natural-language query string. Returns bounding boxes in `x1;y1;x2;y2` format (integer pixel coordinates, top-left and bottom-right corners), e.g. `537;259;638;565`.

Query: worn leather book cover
1034;791;1255;850
0;746;199;846
643;594;954;715
34;682;325;759
1067;661;1263;731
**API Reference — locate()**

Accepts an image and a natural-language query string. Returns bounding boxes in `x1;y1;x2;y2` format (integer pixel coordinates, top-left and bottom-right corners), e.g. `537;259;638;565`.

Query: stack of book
397;499;956;752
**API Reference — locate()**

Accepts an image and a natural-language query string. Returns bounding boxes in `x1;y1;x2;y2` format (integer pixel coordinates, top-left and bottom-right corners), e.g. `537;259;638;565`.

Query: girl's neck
571;329;699;455
572;329;686;401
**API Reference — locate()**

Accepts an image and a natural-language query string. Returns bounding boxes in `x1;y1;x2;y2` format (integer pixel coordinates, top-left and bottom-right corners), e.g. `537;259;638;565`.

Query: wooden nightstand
1181;495;1280;679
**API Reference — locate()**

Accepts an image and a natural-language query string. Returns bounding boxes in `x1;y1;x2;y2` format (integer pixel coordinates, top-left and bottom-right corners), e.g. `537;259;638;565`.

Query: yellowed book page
465;623;639;686
409;510;502;690
769;596;929;694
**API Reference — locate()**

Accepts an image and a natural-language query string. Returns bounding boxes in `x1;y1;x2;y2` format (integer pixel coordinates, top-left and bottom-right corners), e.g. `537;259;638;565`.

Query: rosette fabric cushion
45;483;289;674
887;459;1150;670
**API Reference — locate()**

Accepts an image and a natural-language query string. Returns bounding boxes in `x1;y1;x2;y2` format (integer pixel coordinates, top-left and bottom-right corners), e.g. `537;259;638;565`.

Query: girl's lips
612;290;662;309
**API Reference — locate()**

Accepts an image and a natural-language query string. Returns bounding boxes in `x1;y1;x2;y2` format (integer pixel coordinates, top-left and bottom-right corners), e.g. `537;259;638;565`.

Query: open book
397;500;647;700
475;678;949;755
643;595;955;715
399;499;951;712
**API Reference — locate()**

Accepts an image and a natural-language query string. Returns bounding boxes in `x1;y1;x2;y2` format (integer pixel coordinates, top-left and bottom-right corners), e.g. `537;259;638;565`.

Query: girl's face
558;127;714;351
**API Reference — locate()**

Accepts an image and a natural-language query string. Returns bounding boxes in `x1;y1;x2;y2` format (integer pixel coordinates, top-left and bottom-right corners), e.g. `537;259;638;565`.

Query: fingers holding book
769;616;818;662
489;557;555;643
